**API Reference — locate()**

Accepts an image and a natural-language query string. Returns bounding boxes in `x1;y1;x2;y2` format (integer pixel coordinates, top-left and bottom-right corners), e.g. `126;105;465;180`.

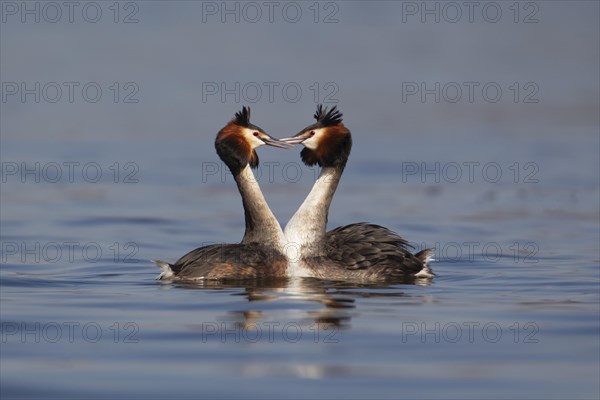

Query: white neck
235;165;285;250
284;166;343;255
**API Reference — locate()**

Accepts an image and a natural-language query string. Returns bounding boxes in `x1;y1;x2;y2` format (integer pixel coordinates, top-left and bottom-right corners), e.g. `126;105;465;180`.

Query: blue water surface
1;2;599;399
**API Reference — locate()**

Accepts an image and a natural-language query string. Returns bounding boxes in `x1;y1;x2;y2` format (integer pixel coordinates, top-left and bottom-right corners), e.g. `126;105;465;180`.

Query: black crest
314;105;343;127
233;106;263;132
234;106;251;127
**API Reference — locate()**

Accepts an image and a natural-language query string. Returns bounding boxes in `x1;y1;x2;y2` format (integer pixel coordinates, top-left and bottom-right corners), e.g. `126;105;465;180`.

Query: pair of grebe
155;106;433;282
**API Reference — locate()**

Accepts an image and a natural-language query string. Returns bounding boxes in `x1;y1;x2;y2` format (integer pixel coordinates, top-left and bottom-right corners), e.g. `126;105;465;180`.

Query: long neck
234;164;284;249
284;165;344;252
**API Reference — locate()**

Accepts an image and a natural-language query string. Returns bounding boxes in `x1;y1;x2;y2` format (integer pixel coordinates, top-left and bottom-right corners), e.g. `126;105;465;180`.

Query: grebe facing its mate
281;105;434;282
155;107;291;281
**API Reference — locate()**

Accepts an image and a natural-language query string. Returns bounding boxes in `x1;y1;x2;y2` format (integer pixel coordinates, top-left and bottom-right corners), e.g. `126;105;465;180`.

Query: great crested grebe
281;105;434;282
155;107;291;281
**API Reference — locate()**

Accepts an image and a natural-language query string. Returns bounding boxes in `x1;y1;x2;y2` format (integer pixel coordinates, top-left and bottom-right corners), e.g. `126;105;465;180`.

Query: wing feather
166;243;285;280
322;223;426;276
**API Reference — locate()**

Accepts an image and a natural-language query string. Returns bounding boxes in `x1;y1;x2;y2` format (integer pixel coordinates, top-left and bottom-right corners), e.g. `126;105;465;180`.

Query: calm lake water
1;1;599;399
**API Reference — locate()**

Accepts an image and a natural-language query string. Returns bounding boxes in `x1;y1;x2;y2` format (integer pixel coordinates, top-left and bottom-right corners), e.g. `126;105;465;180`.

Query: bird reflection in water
175;276;432;334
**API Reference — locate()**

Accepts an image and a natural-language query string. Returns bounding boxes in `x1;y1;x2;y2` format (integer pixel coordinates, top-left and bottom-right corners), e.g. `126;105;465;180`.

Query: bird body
282;105;433;282
156;243;287;281
155;107;290;281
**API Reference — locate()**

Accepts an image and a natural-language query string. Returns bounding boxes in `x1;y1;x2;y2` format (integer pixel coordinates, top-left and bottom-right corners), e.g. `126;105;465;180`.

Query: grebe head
281;104;352;167
215;106;291;174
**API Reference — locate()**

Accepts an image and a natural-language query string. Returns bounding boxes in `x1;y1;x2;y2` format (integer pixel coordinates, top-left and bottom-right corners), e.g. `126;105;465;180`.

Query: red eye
253;132;259;136
310;131;315;136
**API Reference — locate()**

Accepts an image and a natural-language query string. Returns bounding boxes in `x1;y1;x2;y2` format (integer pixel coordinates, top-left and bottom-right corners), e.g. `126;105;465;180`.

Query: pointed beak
261;134;294;149
279;131;312;145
